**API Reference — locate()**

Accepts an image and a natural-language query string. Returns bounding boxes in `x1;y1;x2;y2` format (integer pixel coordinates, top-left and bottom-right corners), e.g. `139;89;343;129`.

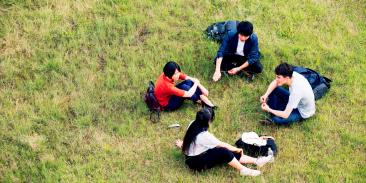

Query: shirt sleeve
247;34;260;65
179;73;187;80
287;92;301;109
167;85;185;97
216;34;230;58
199;132;221;148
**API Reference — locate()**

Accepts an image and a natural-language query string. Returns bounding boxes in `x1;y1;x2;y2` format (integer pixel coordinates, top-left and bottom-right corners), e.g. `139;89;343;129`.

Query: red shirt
154;72;187;107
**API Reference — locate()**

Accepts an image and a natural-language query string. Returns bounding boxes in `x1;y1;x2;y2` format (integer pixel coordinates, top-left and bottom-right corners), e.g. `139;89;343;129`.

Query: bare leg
197;83;209;96
239;155;257;164
228;158;246;170
199;95;214;107
228;158;261;176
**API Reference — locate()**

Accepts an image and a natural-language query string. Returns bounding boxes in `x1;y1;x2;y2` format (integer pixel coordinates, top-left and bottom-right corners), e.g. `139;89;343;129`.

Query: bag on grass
293;66;332;100
144;81;161;122
205;20;239;43
235;132;277;157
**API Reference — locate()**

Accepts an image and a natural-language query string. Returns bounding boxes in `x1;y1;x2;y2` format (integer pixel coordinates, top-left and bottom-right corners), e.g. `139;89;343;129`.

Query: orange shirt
154;72;187;107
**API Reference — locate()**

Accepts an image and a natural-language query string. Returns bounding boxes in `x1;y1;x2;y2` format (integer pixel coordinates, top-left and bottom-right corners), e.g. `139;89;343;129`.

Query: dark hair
275;62;293;78
237;21;253;36
182;108;215;154
163;61;181;79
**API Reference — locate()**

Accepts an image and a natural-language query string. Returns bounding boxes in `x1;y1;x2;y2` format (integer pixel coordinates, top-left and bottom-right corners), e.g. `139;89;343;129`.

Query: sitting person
212;21;263;82
155;61;215;111
175;108;273;176
260;63;316;125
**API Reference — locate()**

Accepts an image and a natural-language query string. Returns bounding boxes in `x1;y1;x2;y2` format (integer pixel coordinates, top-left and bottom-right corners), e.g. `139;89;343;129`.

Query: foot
240;167;261;176
201;102;218;110
255;155;273;167
246;73;255;82
243;71;255;82
259;118;274;126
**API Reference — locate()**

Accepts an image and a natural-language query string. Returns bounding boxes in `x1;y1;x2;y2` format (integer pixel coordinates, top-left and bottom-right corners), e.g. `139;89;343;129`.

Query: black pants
220;54;263;74
185;147;241;171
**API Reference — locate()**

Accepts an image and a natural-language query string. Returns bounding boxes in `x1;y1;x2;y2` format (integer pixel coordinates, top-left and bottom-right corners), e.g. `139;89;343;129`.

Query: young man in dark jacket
212;21;262;82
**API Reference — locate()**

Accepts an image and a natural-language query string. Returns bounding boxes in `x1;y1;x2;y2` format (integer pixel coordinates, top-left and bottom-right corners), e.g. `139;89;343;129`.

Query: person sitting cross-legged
155;61;215;111
212;21;263;82
175;108;273;176
260;63;316;125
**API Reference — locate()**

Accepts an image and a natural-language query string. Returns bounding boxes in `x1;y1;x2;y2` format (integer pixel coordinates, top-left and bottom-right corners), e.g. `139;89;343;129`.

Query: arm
262;103;293;119
212;57;223;81
186;76;208;96
228;61;249;75
228;35;260;74
260;80;278;103
182;79;199;98
213;34;230;81
217;141;242;153
246;34;260;66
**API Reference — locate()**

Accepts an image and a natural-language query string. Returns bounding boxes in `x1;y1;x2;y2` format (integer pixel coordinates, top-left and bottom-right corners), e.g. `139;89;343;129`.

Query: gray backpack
205;20;239;43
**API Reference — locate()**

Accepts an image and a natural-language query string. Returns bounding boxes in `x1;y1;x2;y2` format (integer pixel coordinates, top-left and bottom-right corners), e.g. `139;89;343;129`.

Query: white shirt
287;72;316;118
235;39;245;56
186;131;221;156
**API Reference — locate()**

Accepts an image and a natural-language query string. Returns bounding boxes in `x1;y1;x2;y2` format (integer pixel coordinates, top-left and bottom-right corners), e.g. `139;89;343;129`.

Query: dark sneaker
241;71;254;82
246;73;255;82
259;118;274;125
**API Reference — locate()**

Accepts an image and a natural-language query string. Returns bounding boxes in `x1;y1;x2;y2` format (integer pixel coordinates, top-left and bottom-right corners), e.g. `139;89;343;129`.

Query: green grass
0;0;365;182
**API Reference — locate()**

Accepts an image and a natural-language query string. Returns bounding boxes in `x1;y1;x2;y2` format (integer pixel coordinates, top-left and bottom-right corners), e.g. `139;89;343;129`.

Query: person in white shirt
175;108;272;176
260;63;316;125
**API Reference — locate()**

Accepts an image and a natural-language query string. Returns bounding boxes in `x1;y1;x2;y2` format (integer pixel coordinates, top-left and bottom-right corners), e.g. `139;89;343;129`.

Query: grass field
0;0;365;182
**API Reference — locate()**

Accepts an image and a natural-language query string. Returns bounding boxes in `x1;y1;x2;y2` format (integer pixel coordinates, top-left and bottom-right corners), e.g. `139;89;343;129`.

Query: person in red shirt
155;61;215;111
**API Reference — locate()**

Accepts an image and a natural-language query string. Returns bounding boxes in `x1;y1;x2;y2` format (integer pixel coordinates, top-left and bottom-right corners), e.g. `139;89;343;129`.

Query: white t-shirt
235;39;245;56
186;131;221;156
287;72;316;118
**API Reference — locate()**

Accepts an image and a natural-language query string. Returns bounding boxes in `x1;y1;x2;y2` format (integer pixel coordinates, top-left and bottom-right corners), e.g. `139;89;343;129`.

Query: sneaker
242;71;255;82
255;155;273;167
259;118;274;126
267;148;275;163
246;73;255;82
240;167;261;176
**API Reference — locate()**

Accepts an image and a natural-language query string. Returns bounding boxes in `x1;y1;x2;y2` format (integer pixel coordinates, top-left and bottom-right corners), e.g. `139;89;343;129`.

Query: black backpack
205;20;239;43
235;133;278;157
293;66;332;100
144;81;161;122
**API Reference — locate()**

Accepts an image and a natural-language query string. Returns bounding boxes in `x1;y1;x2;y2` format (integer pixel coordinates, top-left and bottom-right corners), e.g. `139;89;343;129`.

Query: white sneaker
255;155;273;167
240;167;261;176
267;148;275;163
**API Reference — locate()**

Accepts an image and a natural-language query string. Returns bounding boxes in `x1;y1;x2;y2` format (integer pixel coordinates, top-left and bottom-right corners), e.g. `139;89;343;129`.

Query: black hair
275;62;293;78
237;21;253;36
182;108;215;154
163;61;181;79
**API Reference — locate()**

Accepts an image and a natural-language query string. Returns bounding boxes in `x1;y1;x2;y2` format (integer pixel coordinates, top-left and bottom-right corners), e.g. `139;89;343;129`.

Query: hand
175;139;183;149
260;95;268;103
261;103;270;112
228;67;239;75
235;148;243;154
212;71;221;82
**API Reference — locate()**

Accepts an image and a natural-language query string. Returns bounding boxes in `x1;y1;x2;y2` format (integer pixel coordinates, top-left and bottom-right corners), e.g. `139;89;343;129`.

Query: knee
216;148;235;163
271;116;291;125
184;80;194;86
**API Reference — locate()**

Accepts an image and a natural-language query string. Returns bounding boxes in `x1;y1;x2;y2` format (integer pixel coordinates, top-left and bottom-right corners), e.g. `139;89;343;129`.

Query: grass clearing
0;0;365;182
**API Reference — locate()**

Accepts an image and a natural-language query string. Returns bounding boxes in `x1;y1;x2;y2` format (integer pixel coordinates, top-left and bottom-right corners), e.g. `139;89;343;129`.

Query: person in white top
260;63;316;125
175;108;273;176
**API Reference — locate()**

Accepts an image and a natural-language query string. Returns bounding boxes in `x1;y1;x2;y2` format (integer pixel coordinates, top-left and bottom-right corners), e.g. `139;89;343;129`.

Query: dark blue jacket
216;33;260;65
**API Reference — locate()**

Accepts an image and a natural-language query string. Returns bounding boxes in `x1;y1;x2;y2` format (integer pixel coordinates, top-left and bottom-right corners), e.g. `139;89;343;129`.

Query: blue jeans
165;80;202;111
267;87;303;125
